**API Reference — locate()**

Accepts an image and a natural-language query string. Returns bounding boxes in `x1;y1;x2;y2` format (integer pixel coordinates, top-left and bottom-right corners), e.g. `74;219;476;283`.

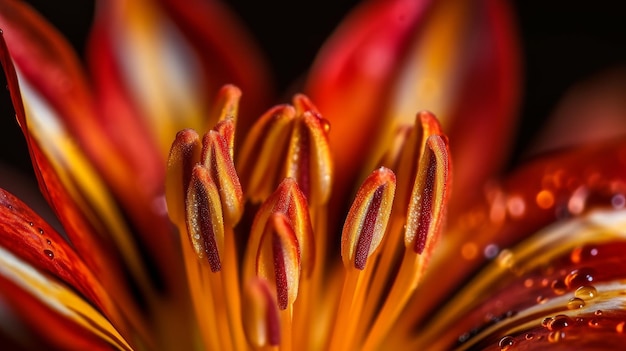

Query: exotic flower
1;0;626;350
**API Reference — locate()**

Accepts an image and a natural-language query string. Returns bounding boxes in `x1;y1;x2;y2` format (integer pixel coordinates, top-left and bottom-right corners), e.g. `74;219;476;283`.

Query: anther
342;167;396;269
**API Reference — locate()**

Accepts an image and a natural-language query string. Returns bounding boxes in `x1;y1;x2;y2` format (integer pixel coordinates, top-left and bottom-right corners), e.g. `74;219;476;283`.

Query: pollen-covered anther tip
405;135;450;254
166;129;201;222
256;213;301;310
342;167;396;270
186;165;224;272
201;130;244;225
242;278;281;348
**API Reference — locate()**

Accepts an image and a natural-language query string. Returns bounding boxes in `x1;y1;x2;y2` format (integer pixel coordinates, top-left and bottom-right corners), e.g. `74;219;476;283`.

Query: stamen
238;95;332;206
201;130;244;225
405;135;450;254
242;278;281;348
185;165;224;272
208;85;241;135
342;167;396;270
395;111;444;216
238;105;297;203
245;178;314;280
327;168;396;351
256;213;301;310
165;129;201;224
362;134;450;350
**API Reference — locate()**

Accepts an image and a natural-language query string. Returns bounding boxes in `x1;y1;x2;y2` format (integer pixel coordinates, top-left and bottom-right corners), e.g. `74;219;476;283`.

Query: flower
1;0;626;350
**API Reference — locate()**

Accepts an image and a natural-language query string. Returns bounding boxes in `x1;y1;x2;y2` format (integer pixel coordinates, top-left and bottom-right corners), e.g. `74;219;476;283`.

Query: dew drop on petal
567;297;585;310
611;193;625;209
548;315;573;331
43;249;54;259
537;295;548;304
570;246;599;264
542;317;554;328
551;279;567;295
28;221;34;227
548;331;565;343
38;228;44;235
574;285;598;300
594;310;603;316
498;336;515;350
484;244;499;259
46;239;51;245
565;268;595;289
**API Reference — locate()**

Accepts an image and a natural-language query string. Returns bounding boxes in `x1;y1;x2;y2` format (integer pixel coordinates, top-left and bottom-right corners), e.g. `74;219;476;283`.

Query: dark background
2;0;626;178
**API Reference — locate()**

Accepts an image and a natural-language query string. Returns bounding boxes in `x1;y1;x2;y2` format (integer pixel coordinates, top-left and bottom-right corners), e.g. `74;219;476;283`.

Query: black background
2;0;626;178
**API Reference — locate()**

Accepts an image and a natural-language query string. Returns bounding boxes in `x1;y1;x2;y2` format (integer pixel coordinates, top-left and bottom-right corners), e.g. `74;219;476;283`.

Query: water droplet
38;228;44;235
7;204;12;209
43;249;54;259
525;333;534;340
574;285;598;300
565;268;595;289
612;193;625;209
542;317;553;328
548;331;565;343
536;190;555;209
46;239;51;245
28;221;34;226
497;249;515;269
321;118;331;134
484;244;499;259
548;315;573;331
551;279;567;295
498;336;515;350
570;246;599;263
537;295;548;304
594;310;603;316
617;321;625;333
567;297;585;310
588;319;599;327
524;278;534;288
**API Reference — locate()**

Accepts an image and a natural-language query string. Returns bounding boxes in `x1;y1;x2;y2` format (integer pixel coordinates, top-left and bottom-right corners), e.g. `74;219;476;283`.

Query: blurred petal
0;3;190;346
306;0;519;216
90;0;272;155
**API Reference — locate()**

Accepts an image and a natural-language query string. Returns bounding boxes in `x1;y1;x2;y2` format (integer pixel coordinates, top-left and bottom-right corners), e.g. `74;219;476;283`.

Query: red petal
0;247;132;350
403;140;626;332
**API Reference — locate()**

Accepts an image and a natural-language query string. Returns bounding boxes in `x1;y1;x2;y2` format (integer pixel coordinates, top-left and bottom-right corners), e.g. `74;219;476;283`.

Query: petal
0;189;134;339
0;3;193;345
407;208;626;349
90;0;272;155
155;0;273;133
399;140;626;337
306;0;519;215
0;245;132;350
